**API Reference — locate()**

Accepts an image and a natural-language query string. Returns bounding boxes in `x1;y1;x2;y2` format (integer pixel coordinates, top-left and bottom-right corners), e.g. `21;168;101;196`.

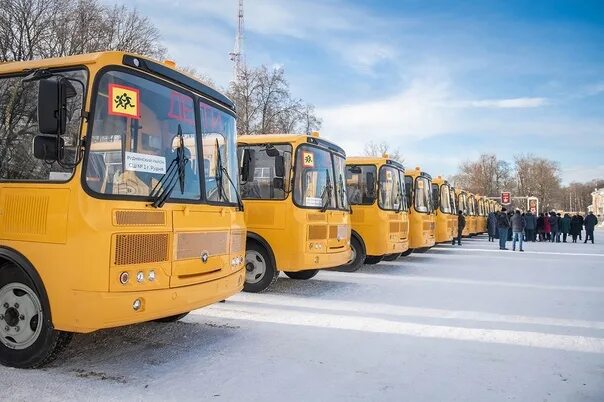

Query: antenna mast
229;0;245;81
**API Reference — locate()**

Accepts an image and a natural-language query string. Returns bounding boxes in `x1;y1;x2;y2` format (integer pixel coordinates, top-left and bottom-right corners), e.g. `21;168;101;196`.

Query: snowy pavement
1;232;604;401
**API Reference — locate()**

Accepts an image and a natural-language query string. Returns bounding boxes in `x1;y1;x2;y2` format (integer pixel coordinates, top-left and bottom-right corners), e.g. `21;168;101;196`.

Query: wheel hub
0;283;43;350
4;306;19;327
245;250;267;284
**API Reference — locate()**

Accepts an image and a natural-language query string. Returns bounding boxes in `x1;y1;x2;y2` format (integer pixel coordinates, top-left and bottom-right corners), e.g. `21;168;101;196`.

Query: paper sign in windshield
125;152;166;174
305;197;322;207
303;152;314;167
109;84;140;119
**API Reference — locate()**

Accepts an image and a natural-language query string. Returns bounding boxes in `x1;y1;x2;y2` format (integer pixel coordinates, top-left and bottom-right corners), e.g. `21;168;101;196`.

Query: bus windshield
468;196;476;216
414;176;432;213
85;70;237;204
450;188;457;213
346;165;377;205
379;166;406;211
440;184;453;214
294;145;347;210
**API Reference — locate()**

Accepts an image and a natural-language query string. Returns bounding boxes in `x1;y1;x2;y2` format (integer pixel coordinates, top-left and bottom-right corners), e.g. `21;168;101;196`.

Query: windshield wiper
214;139;244;211
150;124;188;208
320;170;333;212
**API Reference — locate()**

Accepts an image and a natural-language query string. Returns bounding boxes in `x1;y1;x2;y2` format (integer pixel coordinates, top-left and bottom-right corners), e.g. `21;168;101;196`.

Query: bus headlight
136;271;145;283
119;272;129;285
148;270;156;282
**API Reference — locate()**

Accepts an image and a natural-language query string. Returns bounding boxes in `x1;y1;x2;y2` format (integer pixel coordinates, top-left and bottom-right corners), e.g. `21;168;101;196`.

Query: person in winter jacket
511;209;526;252
497;208;511;250
555;213;563;242
536;213;545;242
548;212;558;243
507;211;514;241
487;211;497;242
584;211;599;244
577;214;584;240
524;211;536;242
570;214;582;243
453;210;465;245
560;213;572;242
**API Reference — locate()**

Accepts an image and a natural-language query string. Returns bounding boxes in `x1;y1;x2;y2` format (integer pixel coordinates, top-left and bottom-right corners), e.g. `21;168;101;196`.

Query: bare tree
452;154;510;196
227;64;322;135
363;141;404;163
0;0;166;62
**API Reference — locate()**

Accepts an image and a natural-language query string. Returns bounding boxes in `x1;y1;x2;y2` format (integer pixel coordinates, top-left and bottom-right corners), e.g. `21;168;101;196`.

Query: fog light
148;270;156;282
136;271;144;283
119;272;129;285
132;298;142;311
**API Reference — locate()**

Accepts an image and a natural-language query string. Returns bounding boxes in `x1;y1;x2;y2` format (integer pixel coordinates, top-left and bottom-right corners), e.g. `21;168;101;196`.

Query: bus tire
382;253;401;261
243;241;278;293
414;247;431;253
364;256;383;265
153;312;189;323
335;236;365;272
0;262;72;369
284;270;319;280
400;249;413;257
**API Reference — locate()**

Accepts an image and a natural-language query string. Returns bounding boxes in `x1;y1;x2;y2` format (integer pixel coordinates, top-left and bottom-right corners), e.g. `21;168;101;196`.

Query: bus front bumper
286;248;352;272
57;268;245;333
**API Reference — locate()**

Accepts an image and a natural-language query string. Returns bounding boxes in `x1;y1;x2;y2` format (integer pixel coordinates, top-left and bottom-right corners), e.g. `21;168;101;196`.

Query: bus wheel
0;262;72;368
284;270;319;280
243;242;277;293
400;249;413;257
335;236;365;272
382;253;401;261
364;256;383;265
154;312;189;323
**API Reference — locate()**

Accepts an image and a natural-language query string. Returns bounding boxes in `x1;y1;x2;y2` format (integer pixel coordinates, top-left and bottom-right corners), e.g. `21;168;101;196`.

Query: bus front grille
114;233;170;265
308;225;328;240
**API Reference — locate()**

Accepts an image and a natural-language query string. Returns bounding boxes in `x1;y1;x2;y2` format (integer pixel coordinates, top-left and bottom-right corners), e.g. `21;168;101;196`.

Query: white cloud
458;97;548;109
561;165;604;184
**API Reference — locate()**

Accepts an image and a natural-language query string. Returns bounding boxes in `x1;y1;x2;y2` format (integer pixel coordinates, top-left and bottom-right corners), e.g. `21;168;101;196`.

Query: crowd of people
486;209;599;251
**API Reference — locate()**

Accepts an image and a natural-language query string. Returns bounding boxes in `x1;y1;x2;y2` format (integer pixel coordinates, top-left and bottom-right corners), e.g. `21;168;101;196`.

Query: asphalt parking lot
1;232;603;402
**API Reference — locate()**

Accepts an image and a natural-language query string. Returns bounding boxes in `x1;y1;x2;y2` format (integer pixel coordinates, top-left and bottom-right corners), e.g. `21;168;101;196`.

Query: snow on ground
1;231;604;401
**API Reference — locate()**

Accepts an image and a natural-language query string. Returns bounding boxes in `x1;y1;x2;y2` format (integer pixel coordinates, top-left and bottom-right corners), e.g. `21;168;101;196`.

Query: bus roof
404;167;432;180
0;51;234;111
431;176;450;186
238;133;346;156
346;156;405;170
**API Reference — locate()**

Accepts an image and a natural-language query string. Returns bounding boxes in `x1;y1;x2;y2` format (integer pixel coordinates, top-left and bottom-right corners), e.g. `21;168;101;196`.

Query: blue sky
107;0;604;183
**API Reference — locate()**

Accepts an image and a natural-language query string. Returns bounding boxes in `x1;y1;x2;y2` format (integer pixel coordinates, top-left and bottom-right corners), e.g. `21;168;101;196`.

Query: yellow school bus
431;176;455;243
455;188;471;237
403;168;435;254
0;52;245;368
237;133;351;292
344;156;409;266
476;195;487;234
466;193;478;236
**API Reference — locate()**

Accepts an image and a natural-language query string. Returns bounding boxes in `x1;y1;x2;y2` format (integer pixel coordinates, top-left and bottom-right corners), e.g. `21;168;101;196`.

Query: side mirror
38;76;76;135
33;134;64;161
274;155;285;178
349;166;362;174
240;148;255;182
273;177;284;190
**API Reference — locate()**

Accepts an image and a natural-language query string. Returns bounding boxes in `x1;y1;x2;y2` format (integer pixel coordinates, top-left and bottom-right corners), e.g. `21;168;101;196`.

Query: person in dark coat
560;213;571;242
548;212;559;243
524;211;536;242
570;214;582;243
584;211;599;244
487;211;497;242
544;213;551;241
453;210;465;245
511;209;526;252
536;213;545;242
577;214;584;240
497;208;511;250
556;213;563;242
507;211;514;241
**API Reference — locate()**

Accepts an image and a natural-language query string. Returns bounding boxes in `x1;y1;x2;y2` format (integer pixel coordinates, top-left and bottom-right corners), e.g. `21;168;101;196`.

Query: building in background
588;188;604;224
